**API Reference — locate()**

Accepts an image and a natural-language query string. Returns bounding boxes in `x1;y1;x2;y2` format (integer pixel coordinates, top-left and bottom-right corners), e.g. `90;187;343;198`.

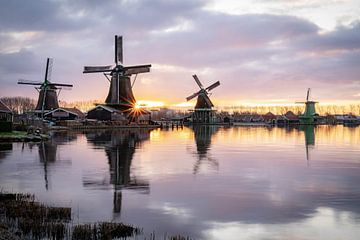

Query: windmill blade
186;91;201;101
115;35;123;65
49;83;73;87
18;79;43;85
306;88;311;101
203;93;214;107
83;65;113;73
205;81;220;92
56;86;72;91
45;58;54;82
192;75;204;89
124;65;151;75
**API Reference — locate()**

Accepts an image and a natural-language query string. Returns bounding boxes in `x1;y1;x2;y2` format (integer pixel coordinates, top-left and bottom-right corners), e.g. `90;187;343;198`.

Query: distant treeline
222;104;360;115
1;97;360;115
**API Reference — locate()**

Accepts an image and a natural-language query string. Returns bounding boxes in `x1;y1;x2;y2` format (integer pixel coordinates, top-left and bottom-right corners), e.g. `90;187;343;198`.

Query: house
277;111;299;125
0;99;13;132
87;105;127;122
262;112;277;124
234;114;264;123
44;107;85;121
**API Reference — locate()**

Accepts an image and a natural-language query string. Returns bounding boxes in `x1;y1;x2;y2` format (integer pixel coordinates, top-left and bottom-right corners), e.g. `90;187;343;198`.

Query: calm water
1;125;360;239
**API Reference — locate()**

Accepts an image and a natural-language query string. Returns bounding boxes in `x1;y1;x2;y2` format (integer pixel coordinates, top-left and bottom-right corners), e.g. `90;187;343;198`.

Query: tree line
1;96;360;115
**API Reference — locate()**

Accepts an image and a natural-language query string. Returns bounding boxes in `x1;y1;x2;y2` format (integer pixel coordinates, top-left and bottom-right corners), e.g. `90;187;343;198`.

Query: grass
0;190;195;240
0;131;27;137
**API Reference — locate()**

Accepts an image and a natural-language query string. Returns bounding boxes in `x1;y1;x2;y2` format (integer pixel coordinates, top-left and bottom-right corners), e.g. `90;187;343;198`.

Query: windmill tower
83;35;151;115
186;75;220;124
296;88;318;125
18;58;73;119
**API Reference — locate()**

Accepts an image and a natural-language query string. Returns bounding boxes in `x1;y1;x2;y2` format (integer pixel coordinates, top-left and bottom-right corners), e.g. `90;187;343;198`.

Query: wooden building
87;105;127;122
44;107;85;121
0;99;13;132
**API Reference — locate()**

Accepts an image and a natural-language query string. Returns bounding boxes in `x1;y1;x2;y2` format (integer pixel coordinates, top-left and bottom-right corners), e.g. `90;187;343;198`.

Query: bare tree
0;97;36;114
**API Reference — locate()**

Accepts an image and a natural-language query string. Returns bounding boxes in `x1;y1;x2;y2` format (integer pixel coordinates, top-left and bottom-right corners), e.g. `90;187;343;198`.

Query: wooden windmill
186;75;220;124
18;58;73;119
83;35;151;114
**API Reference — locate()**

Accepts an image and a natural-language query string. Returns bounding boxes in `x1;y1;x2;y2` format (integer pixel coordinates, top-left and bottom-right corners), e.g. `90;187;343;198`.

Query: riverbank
0;131;49;142
0;191;193;240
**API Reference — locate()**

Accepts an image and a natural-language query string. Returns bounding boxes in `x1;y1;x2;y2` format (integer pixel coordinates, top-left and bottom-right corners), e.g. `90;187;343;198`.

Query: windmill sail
48;83;73;87
115;35;123;65
83;66;113;73
205;81;220;91
18;79;43;85
45;58;53;82
186;91;200;101
306;88;311;102
124;65;151;75
193;75;203;89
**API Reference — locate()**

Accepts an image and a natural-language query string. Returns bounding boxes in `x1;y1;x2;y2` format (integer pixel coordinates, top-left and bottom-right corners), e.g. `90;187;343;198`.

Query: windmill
83;35;151;115
18;58;73;119
296;88;318;125
186;75;220;124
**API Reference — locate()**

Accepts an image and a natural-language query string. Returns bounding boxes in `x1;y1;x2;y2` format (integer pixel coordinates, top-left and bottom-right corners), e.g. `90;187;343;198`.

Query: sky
0;0;359;107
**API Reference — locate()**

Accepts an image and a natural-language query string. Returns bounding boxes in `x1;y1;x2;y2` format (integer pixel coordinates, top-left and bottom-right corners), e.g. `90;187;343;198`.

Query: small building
284;111;299;124
277;111;299;125
44;107;85;121
262;112;277;124
87;105;127;122
0;99;13;132
234;114;264;123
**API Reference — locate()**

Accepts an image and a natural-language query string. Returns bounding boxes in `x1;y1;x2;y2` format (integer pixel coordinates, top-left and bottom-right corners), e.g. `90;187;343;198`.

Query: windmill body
83;35;151;115
186;75;220;124
18;58;73;118
296;88;318;125
35;86;59;111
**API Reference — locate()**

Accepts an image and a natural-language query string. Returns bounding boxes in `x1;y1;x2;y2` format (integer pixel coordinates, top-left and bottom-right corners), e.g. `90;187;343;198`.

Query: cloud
0;0;359;104
0;49;41;75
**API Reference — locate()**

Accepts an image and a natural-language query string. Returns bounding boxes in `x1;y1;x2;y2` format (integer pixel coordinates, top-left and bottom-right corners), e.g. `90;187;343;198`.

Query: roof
88;105;122;113
45;107;85;118
262;112;276;120
0;99;12;113
284;111;299;121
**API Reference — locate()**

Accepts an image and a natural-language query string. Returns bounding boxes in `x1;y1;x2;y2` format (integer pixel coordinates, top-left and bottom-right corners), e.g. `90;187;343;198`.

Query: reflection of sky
0;126;360;239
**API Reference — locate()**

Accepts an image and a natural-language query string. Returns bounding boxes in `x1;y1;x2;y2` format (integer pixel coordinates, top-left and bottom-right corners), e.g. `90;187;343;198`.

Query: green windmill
296;88;318;125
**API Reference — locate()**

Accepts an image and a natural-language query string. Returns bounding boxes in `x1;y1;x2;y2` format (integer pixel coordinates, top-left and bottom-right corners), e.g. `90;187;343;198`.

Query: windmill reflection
190;126;219;174
85;129;151;214
0;143;12;161
299;125;315;165
37;132;76;190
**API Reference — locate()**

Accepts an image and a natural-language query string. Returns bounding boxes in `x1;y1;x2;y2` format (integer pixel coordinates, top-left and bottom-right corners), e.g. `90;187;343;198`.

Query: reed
0;191;193;240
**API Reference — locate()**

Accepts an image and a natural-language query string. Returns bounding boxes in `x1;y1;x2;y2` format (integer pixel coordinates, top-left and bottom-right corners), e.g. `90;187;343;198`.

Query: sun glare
136;100;165;108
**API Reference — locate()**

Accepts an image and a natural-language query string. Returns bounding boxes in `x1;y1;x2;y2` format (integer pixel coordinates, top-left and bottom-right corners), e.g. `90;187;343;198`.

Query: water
1;125;360;239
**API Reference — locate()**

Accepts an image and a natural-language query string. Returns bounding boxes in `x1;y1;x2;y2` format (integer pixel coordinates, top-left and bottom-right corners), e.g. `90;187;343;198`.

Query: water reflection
190;126;219;174
85;129;151;214
37;132;76;190
299;125;315;164
1;126;360;239
0;143;12;161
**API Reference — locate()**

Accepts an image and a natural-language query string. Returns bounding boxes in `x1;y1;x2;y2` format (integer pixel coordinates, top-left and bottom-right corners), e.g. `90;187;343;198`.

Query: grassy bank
0;131;49;142
0;191;193;240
